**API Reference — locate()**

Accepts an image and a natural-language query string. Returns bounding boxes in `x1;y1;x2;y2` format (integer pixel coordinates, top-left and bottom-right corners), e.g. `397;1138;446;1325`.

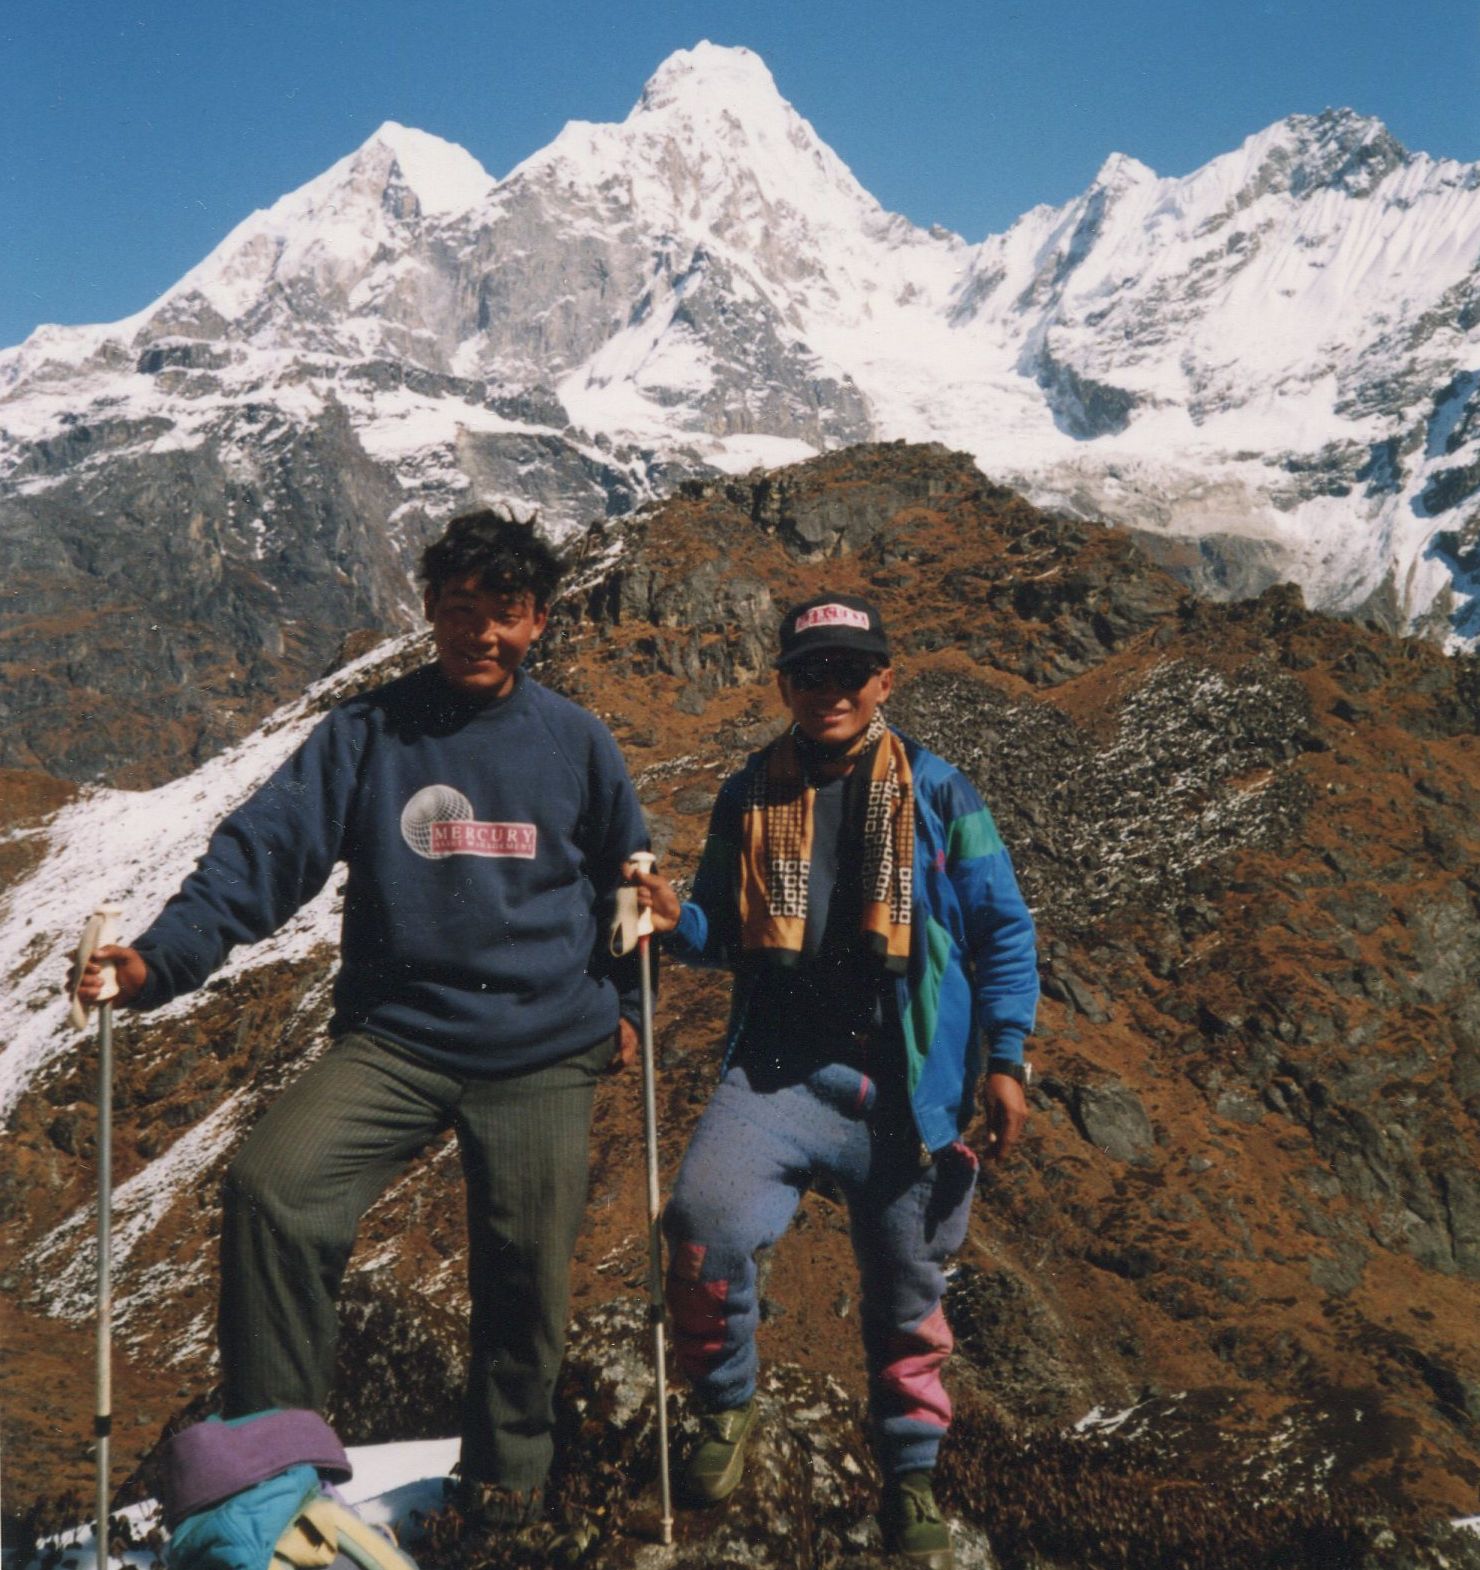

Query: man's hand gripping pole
68;906;121;1030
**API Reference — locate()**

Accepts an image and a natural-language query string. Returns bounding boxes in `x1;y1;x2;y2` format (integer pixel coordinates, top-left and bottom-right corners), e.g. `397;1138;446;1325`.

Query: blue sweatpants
662;1060;978;1475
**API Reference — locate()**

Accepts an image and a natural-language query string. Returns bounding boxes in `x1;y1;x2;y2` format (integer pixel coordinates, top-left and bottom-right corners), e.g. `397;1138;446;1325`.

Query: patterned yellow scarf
737;712;914;973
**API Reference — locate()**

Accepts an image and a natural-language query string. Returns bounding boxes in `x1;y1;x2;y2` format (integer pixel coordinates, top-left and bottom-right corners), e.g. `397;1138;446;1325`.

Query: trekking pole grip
69;905;123;1031
628;851;656;940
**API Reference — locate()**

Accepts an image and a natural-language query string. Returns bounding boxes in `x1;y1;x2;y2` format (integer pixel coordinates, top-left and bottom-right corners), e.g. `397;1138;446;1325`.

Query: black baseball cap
775;593;891;670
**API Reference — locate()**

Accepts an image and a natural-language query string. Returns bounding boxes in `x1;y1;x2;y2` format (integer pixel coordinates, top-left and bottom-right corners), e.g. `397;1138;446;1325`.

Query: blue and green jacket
667;728;1040;1153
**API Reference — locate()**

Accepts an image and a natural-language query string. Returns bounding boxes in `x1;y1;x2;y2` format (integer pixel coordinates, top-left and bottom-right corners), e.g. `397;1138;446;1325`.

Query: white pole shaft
73;903;121;1570
96;999;113;1570
638;935;673;1544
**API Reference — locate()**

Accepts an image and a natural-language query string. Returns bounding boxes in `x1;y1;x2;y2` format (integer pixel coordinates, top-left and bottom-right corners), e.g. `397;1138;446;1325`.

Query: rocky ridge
2;443;1479;1568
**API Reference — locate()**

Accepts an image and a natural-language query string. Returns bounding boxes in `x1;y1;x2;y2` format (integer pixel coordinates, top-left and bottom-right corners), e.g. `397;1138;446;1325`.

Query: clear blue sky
3;0;1476;349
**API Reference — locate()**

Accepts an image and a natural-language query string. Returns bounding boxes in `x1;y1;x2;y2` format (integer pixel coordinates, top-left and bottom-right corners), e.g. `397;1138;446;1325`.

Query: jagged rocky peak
245;117;496;236
34;116;492;374
157;123;492;332
1229;106;1411;201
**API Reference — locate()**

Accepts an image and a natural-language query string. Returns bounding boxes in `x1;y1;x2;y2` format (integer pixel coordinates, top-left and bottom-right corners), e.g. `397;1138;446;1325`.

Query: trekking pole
615;854;674;1544
69;905;123;1570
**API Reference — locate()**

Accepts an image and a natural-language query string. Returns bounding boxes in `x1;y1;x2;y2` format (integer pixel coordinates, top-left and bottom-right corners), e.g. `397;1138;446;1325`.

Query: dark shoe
682;1399;757;1503
879;1471;953;1568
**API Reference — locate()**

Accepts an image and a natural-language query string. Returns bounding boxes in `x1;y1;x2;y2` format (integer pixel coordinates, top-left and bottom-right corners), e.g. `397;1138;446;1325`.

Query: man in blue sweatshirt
74;510;650;1525
628;594;1038;1569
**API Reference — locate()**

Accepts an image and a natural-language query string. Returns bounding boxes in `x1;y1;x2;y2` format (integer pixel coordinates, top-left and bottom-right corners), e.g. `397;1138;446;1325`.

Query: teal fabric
167;1464;319;1570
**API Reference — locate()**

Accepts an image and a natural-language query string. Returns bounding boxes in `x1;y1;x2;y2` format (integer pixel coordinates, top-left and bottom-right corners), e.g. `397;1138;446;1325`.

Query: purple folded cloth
161;1409;352;1527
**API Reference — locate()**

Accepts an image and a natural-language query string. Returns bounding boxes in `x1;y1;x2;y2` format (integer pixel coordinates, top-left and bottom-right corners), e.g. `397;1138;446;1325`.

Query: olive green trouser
218;1029;612;1492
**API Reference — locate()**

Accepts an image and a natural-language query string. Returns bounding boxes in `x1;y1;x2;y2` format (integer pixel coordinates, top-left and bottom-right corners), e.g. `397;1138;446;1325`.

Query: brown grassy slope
3;442;1477;1544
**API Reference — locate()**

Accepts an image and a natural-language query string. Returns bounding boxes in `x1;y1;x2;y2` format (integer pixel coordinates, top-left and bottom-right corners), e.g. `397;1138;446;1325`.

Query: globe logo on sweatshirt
399;785;538;860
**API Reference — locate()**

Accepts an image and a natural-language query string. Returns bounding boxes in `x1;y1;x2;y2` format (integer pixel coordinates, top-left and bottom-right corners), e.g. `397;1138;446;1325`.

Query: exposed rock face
0;403;421;785
0;394;653;787
2;444;1479;1568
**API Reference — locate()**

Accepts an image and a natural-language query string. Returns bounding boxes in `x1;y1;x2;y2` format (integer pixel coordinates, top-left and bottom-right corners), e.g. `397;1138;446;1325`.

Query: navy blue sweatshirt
133;665;648;1074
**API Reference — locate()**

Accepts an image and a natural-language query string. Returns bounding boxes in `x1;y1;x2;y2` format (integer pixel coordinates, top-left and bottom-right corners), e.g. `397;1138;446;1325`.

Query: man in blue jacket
74;510;649;1527
629;594;1038;1569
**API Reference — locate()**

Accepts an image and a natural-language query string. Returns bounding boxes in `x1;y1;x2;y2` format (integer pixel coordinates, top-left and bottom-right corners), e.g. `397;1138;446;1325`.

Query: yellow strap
270;1497;337;1567
273;1493;412;1570
326;1501;409;1568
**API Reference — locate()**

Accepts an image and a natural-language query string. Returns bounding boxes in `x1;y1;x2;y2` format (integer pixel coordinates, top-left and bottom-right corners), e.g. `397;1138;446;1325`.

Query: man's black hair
420;507;564;609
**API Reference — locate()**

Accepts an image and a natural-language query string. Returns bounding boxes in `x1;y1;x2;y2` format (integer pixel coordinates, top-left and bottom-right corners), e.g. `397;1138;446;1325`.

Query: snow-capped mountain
2;42;1477;780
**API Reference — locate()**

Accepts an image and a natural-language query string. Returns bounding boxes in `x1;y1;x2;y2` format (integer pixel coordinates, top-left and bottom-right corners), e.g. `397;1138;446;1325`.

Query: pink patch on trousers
876;1302;954;1428
672;1240;708;1283
667;1274;730;1379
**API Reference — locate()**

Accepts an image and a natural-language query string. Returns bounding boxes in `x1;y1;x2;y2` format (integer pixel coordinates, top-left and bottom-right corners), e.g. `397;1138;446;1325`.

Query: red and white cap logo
794;603;872;634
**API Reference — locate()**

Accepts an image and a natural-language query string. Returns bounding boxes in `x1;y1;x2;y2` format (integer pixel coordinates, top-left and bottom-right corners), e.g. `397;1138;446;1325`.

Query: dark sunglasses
786;656;884;692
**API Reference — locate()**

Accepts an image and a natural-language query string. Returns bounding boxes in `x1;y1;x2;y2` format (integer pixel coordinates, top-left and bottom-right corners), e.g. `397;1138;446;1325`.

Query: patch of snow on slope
0;633;418;1125
701;433;819;473
27;964;336;1342
28;1094;246;1324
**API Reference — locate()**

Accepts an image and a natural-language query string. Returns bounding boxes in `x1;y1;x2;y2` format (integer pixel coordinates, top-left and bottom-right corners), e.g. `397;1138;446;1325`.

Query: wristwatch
987;1056;1033;1086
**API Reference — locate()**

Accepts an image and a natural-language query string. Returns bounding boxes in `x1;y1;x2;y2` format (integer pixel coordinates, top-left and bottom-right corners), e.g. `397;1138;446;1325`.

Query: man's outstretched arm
75;711;358;1011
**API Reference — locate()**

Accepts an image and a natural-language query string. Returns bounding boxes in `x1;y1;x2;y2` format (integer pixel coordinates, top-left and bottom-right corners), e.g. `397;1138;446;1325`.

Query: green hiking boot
879;1471;954;1569
682;1399;758;1503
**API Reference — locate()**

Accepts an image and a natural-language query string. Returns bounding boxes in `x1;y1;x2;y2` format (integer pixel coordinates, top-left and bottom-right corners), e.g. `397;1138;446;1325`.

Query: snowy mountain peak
124;120;497;340
3;54;1478;662
508;40;883;276
633;41;783;118
1089;151;1158;192
619;39;865;210
358;120;496;215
